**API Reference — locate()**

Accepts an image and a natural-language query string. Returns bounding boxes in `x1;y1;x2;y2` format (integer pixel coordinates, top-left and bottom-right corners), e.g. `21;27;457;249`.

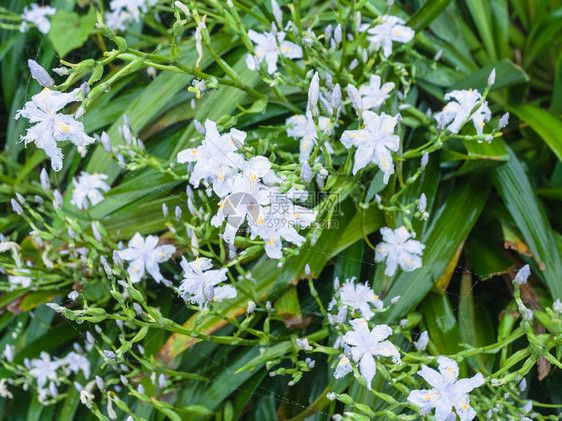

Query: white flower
178;257;236;308
249;190;316;259
357;75;395;111
338;278;383;320
286;110;332;163
407;356;484;421
342;318;401;389
20;3;56;34
553;299;562;313
15;85;94;172
341;111;400;182
117;233;176;284
62;351;91;378
246;30;302;74
105;0;155;30
433;89;491;135
177;120;246;197
375;226;425;276
365;16;415;57
70;172;111;210
29;352;60;389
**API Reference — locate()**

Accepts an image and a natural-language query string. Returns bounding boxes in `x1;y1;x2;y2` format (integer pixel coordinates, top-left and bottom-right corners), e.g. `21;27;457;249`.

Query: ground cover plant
0;0;562;419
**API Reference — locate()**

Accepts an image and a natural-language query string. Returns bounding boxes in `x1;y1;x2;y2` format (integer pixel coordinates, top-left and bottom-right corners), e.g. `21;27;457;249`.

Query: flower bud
488;68;496;86
300;162;312;183
174;1;190;18
330;83;342;112
175;206;182;219
513;264;530;285
334;24;342;44
28;60;55;88
498;112;509;129
193;119;206;135
308;72;320;117
247;300;256;313
54;189;63;208
100;131;112;152
40;168;50;191
421;152;429;168
271;0;283;27
418;193;427;214
347;84;363;113
324;25;332;43
11;199;23;215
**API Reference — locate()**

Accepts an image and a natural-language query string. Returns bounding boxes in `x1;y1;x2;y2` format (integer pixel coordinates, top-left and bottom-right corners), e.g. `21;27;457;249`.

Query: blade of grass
491;146;562;299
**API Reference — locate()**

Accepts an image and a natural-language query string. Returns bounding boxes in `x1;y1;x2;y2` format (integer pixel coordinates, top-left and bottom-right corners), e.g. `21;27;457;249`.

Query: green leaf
458;271;495;371
465;231;513;280
455;137;509;175
508;103;562;163
491;147;562;299
451;59;529;93
553;53;562;115
422;293;463;356
407;0;455;32
464;0;497;62
384;178;490;321
49;10;96;58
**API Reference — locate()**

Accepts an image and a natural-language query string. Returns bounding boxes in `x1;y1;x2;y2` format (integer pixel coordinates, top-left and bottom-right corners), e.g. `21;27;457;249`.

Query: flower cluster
178;119;317;259
2;345;90;405
15;63;94;172
105;0;159;31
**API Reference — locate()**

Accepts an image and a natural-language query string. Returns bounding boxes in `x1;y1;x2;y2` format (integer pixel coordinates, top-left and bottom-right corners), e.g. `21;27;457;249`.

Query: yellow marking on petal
213;296;217;301
72;188;77;193
54;121;70;132
284;46;291;52
133;268;139;273
160;252;166;257
257;215;265;225
268;239;275;245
